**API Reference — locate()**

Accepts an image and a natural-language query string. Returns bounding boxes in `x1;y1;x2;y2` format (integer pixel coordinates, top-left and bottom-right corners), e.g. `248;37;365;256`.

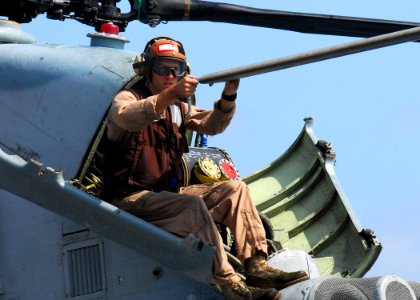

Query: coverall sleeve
184;99;236;135
106;90;161;141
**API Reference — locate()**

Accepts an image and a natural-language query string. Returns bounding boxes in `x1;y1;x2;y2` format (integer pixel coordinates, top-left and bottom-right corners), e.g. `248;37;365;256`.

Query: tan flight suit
106;89;268;285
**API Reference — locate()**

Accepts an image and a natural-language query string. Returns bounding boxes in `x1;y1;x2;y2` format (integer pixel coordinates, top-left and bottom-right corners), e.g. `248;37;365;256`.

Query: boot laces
231;282;251;297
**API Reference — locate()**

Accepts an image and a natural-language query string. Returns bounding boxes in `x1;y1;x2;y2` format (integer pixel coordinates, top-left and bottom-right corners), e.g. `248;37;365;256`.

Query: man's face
150;58;187;92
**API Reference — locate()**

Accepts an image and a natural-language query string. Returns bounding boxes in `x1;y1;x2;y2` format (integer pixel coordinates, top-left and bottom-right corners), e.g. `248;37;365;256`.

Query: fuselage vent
63;239;106;299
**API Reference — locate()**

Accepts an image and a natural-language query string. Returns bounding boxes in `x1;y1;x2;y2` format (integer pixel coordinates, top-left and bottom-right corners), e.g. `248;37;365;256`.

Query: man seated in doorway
103;36;309;300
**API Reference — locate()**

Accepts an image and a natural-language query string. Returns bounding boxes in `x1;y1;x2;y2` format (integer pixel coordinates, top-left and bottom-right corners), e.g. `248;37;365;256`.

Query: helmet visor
150;58;187;78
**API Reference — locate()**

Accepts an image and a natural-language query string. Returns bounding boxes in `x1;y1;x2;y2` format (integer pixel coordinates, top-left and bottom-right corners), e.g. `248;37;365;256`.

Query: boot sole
274;274;310;290
246;274;310;290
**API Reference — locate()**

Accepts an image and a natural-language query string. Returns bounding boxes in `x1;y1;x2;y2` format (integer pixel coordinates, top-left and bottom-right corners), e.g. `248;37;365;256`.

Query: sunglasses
150;59;187;78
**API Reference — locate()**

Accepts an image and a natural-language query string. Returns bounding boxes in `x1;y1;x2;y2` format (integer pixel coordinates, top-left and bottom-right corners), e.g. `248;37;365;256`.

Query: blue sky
21;0;420;281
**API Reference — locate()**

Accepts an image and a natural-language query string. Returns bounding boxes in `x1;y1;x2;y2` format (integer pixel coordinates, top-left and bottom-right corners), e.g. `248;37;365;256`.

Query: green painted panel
243;118;382;278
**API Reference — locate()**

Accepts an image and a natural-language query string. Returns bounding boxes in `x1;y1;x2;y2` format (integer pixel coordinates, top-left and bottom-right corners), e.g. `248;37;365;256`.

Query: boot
244;253;309;290
220;280;281;300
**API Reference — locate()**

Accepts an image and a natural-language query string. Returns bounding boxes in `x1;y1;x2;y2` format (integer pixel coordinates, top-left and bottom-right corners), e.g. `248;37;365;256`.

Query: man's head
133;36;188;79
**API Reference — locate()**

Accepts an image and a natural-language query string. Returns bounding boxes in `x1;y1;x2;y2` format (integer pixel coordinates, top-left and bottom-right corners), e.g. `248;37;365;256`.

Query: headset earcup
133;54;147;76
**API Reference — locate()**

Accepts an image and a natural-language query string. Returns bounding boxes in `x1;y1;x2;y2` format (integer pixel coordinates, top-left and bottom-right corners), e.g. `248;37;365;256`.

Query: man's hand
223;79;240;96
174;75;199;98
156;75;198;114
219;79;240;112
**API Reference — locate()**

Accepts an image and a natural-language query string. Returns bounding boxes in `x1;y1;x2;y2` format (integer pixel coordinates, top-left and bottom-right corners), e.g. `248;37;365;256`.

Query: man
104;36;308;300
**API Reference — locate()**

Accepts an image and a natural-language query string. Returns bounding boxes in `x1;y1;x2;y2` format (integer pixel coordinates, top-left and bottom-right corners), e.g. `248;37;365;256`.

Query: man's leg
114;189;282;299
181;180;267;263
112;190;239;286
181;180;309;290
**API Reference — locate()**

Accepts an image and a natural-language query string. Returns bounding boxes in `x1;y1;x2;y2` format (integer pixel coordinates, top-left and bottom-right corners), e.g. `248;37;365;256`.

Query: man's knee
179;194;208;210
222;180;249;193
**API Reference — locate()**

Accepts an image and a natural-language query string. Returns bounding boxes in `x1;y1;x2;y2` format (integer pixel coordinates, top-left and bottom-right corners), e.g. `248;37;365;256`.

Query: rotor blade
199;26;420;84
140;0;420;39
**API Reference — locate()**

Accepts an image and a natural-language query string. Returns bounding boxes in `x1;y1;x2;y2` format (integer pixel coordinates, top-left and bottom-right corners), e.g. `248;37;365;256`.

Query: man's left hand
223;79;240;95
